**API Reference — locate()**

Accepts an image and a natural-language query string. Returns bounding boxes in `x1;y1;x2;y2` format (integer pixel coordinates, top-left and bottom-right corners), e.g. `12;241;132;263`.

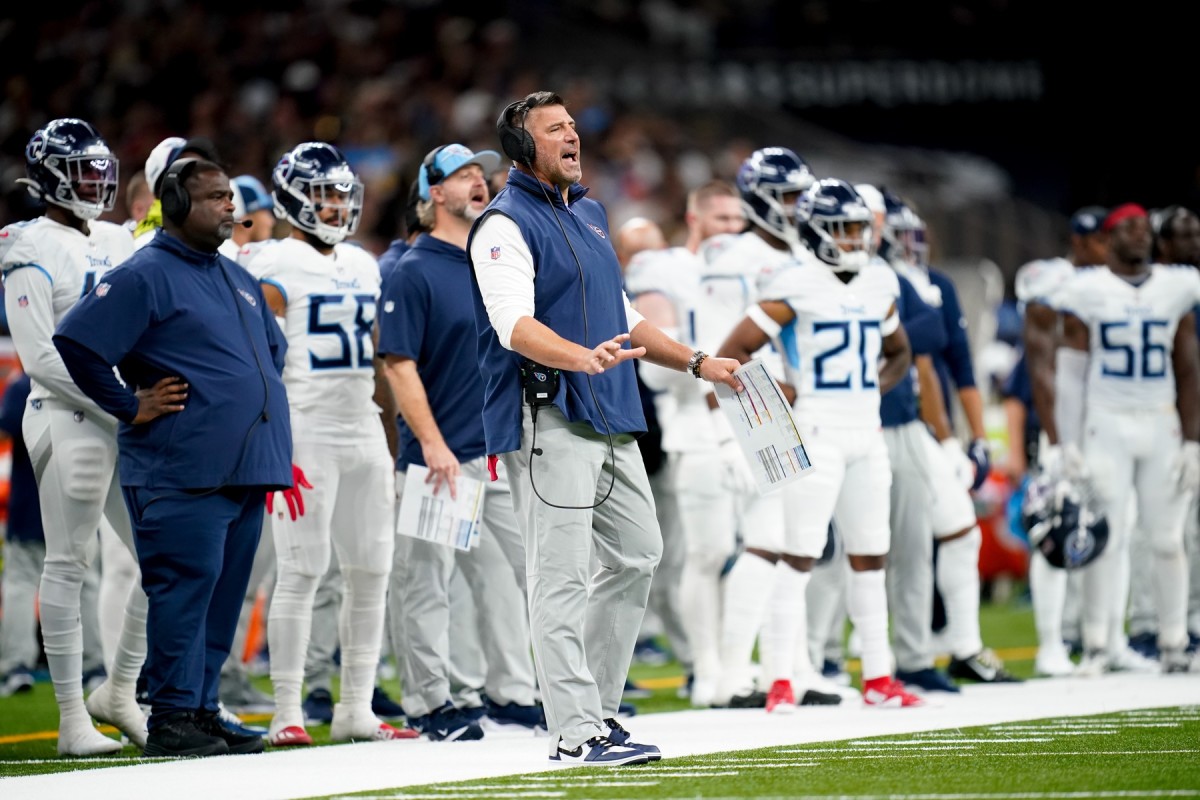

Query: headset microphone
239;219;253;228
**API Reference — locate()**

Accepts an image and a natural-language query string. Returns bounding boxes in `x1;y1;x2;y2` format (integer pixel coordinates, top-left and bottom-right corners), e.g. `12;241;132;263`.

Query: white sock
805;560;844;673
1029;549;1067;648
39;560;88;722
847;568;890;682
109;582;148;689
937;528;984;659
1154;543;1189;650
1107;536;1132;655
763;563;810;683
679;552;724;691
268;568;320;730
338;568;389;715
716;552;776;701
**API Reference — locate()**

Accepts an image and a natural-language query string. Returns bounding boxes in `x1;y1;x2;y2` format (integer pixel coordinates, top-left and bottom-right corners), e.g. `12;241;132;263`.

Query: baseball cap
1069;206;1108;236
232;175;272;221
417;143;501;201
144;136;221;196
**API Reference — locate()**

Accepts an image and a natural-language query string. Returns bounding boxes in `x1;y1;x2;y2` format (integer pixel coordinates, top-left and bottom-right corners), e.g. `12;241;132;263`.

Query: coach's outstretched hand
132;376;188;424
267;464;314;521
697;356;743;392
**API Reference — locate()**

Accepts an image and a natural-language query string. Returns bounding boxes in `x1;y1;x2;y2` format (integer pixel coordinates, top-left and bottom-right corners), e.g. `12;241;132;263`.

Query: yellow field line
0;713;272;748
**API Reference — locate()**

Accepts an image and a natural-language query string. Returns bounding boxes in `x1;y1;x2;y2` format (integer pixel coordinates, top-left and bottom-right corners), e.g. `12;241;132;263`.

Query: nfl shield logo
95;282;111;297
17;295;28;307
490;246;501;260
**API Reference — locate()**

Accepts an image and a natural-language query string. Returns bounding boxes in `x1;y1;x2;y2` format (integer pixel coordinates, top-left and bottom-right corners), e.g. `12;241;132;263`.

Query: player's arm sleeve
258;283;288;374
470;214;534;350
54;337;139;422
3;265;106;413
897;274;946;356
936;274;976;389
53;267;156;423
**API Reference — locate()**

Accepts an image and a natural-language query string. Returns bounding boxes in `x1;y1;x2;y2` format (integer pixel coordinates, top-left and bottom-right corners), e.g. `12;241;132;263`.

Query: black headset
160;157;199;226
496;101;537;166
421;144;449;189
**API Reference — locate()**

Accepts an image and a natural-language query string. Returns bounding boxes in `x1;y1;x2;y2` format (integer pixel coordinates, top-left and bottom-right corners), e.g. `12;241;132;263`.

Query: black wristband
687;350;708;378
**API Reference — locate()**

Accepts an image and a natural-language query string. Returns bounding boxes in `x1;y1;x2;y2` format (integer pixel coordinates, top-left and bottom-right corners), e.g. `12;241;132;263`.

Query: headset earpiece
160;157;199;226
422;144;449;189
496;101;536;166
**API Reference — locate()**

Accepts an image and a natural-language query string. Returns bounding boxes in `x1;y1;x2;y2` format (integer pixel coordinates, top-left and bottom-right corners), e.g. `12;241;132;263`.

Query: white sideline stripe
3;675;1199;800
849;738;1054;744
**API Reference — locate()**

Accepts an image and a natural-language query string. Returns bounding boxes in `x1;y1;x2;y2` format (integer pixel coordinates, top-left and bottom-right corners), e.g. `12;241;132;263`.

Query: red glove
266;465;313;521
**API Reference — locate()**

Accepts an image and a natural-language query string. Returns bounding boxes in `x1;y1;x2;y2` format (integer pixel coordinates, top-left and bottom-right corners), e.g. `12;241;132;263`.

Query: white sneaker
330;705;419;742
57;722;124;756
1074;650;1109;678
86;680;148;748
1035;643;1075;677
549;735;648;766
1107;646;1158;674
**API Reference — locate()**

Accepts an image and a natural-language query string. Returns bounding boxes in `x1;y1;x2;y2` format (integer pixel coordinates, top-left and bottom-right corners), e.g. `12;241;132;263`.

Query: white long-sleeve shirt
469;214;644;350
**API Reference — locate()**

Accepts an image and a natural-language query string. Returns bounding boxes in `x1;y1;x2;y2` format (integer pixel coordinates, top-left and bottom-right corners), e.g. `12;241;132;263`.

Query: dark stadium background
1;1;1193;289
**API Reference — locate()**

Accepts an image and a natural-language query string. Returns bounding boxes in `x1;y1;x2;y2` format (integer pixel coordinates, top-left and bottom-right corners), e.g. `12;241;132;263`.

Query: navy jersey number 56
308;293;376;370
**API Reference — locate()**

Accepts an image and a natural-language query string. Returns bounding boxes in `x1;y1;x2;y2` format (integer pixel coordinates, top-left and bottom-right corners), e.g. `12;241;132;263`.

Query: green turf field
305;706;1200;800
1;595;1040;778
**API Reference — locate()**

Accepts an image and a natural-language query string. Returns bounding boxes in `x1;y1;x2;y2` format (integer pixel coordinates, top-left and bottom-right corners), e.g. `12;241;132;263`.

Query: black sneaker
371;686;405;720
603;717;661;761
195;709;266;754
947;649;1021;683
144;712;230;758
895;667;961;693
798;688;843;705
484;698;547;730
408;701;484;741
303;687;334;725
725;690;767;708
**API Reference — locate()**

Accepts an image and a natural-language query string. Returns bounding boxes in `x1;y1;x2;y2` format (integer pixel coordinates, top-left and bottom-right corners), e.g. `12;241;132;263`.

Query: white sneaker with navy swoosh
603;717;661;760
549;735;649;766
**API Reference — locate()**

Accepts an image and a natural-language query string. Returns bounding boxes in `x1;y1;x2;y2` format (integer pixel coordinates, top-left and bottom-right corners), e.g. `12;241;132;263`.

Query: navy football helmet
795;179;874;272
272;142;363;245
736;147;814;242
1021;474;1109;570
881;189;928;267
19;118;118;221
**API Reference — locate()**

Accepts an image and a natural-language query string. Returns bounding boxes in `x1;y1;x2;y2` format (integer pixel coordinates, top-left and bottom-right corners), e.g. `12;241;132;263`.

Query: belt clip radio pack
520;359;560;406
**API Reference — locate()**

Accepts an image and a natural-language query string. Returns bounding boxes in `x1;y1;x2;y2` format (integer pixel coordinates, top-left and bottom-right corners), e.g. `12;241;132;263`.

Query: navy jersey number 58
308;293;376;369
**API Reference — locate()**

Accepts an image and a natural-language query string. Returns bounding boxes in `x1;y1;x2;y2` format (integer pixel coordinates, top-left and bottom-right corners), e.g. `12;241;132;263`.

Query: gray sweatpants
882;421;936;672
1;539;47;675
392;458;535;718
502;406;662;753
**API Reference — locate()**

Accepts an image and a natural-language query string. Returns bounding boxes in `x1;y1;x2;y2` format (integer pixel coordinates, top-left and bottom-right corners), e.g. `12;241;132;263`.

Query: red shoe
765;679;796;714
269;725;313;747
862;677;925;708
374;722;420;740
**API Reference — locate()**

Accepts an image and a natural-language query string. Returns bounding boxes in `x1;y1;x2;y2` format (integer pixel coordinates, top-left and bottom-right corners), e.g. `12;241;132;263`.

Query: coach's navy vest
468;167;646;455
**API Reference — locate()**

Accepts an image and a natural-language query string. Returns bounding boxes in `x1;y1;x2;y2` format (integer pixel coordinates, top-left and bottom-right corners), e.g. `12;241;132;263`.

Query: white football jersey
623;246;702;344
762;259;900;427
624;246;705;452
1014;256;1074;310
690;232;799;447
1;217;134;409
243;237;381;440
1056;264;1200;412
